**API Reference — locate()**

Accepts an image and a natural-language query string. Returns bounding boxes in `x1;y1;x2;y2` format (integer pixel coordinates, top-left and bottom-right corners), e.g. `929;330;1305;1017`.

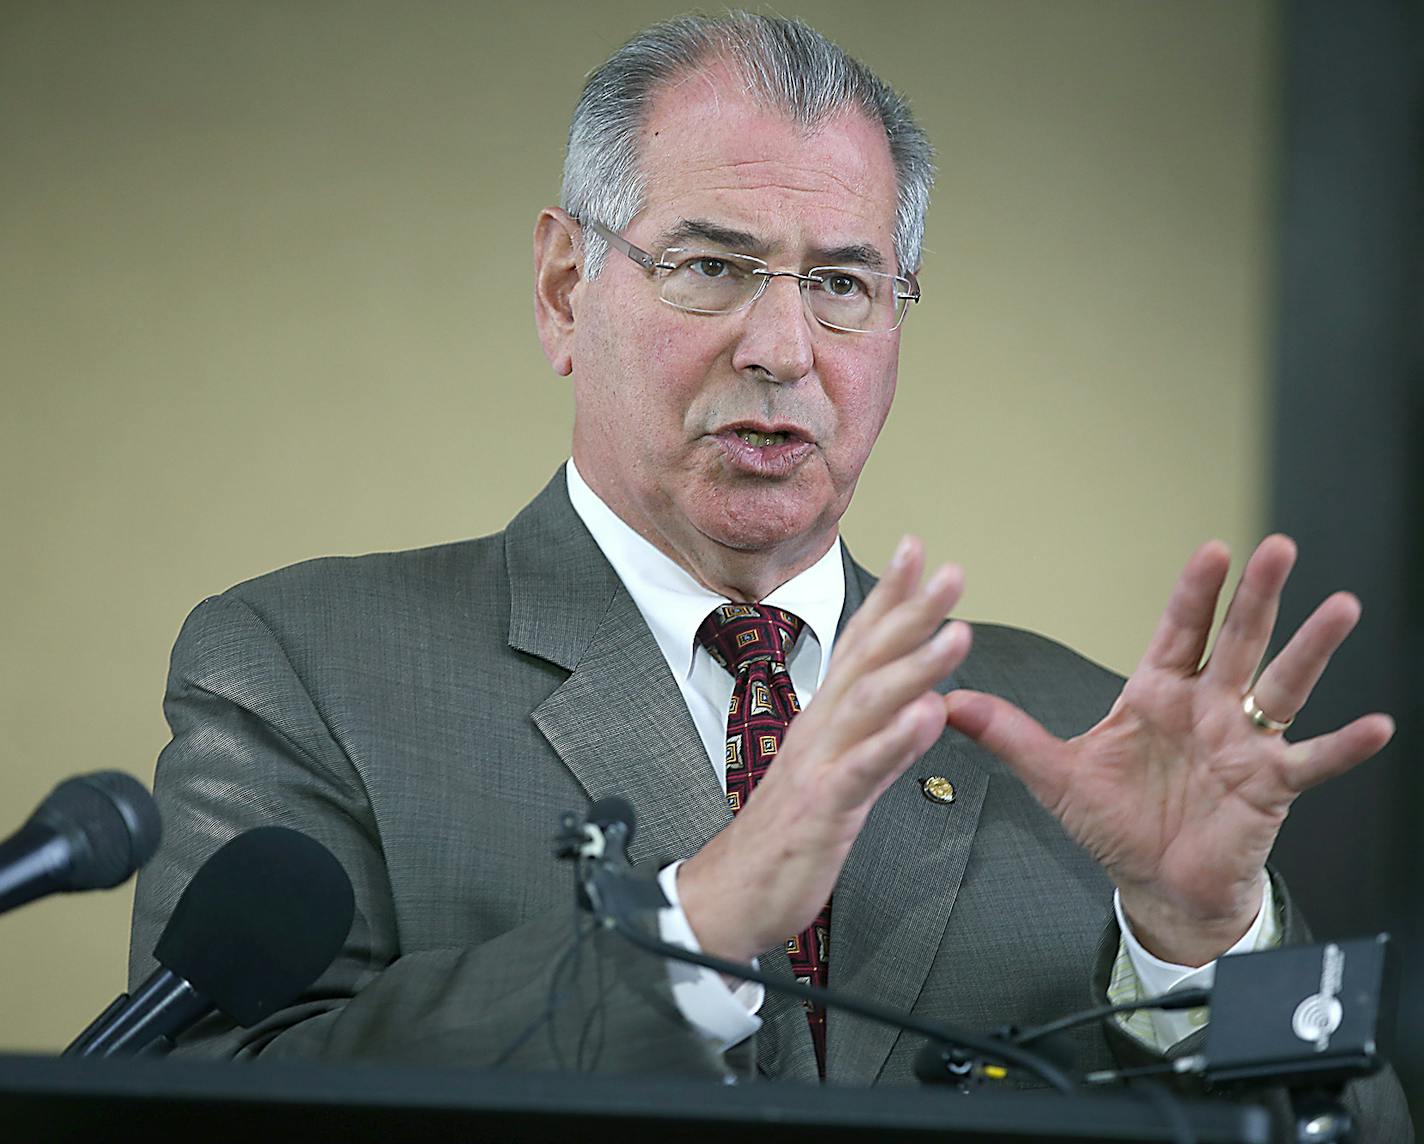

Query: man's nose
730;275;815;383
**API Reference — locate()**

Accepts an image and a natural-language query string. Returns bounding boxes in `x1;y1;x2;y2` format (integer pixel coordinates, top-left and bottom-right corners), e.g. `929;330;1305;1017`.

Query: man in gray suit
130;11;1409;1133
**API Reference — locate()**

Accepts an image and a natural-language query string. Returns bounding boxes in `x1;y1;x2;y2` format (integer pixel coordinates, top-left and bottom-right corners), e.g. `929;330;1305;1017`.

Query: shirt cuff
656;860;764;1052
1110;873;1280;1050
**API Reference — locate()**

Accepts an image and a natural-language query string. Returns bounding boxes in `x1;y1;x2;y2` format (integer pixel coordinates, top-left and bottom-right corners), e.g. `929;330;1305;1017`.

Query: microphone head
154;827;355;1027
587;796;636;846
31;771;163;890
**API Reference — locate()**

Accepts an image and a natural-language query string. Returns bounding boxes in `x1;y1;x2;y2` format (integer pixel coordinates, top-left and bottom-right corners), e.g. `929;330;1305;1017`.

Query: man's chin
689;493;839;557
648;481;844;596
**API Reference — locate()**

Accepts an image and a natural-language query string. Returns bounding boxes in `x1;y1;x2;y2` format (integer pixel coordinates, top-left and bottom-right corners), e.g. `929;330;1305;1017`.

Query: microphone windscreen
32;771;162;890
154;827;355;1027
587;796;636;845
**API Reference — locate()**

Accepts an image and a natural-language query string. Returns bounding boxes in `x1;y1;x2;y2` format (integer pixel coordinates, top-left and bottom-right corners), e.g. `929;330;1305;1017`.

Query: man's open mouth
734;429;791;447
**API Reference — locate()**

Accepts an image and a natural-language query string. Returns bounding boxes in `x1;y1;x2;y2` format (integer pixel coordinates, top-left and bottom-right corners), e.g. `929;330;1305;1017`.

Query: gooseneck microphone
0;771;162;918
66;825;355;1058
555;796;667;918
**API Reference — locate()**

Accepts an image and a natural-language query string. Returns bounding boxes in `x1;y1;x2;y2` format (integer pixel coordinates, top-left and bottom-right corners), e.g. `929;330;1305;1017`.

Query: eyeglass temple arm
576;217;664;271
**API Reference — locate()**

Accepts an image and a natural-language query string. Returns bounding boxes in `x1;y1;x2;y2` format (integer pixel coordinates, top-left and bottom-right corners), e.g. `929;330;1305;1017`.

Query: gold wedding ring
1243;692;1293;734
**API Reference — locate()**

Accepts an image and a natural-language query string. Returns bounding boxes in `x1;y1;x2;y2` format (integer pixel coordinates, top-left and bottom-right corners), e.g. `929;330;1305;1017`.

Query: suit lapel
506;473;731;867
825;735;988;1083
749;553;993;1085
823;553;989;1085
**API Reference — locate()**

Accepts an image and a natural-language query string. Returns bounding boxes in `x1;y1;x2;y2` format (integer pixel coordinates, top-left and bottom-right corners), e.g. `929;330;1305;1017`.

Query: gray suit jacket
128;472;1412;1135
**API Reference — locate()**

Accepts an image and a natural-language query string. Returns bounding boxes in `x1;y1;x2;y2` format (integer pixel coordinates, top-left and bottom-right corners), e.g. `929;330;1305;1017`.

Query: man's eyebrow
652;218;888;272
654;218;763;253
814;243;886;272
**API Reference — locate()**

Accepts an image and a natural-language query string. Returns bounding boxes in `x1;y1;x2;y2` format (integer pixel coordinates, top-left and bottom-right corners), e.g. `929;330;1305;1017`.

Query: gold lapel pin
921;776;956;804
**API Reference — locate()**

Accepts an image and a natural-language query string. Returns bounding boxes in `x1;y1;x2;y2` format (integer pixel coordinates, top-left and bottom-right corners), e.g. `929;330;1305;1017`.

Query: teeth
735;430;788;447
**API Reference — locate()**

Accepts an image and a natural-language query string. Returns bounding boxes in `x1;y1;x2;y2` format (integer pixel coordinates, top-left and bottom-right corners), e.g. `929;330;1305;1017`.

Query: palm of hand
944;535;1394;958
1049;665;1295;920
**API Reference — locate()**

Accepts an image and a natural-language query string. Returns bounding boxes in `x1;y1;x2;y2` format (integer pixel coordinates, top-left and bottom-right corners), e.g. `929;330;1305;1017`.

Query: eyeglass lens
658;250;910;332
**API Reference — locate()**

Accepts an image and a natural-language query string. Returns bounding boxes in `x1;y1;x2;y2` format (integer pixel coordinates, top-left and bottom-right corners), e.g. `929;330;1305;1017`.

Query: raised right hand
676;535;969;964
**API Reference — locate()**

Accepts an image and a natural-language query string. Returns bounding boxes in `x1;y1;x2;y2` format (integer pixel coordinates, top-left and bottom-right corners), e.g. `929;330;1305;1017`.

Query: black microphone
559;797;666;920
0;771;162;918
65;825;355;1058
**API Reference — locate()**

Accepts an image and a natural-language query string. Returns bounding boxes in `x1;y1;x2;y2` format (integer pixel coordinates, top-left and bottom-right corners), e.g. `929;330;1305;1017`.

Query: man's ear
533;207;582;377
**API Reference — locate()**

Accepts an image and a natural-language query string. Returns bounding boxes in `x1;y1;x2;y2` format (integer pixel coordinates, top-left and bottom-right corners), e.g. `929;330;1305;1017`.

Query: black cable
576;917;609;1070
545;898;585;1072
489;910;595;1070
1011;987;1212;1047
1083;1059;1203;1085
599;906;1078;1095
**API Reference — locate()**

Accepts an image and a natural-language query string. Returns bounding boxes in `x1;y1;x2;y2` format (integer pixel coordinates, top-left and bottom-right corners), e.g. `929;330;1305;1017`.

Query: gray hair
561;12;934;279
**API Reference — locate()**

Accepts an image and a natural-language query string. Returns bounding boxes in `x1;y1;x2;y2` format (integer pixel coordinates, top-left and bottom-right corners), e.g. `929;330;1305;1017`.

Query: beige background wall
0;1;1277;1051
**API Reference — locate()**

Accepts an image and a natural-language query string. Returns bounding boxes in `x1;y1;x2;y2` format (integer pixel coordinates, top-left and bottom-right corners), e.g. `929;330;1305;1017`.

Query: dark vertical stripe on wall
1267;0;1423;1116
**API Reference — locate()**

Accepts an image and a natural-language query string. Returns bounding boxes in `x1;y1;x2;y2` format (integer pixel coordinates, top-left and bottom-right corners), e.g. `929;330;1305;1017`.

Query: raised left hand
943;535;1395;966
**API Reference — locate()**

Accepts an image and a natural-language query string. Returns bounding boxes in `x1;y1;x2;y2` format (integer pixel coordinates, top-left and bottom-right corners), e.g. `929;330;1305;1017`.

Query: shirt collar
564;459;845;680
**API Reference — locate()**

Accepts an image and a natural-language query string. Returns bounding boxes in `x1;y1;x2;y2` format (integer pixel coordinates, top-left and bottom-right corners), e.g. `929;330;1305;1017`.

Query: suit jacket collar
505;471;619;674
505;473;990;1085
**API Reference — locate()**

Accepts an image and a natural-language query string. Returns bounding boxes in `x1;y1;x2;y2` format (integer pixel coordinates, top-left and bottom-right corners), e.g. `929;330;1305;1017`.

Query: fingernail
891;535;913;569
932;622;959;651
925;564;960;596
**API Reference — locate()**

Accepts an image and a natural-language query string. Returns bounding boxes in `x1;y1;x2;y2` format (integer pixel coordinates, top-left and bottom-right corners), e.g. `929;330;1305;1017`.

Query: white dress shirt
563;459;1268;1055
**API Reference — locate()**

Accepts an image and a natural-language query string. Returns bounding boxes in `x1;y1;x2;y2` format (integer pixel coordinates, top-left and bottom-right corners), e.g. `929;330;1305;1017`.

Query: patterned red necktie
695;603;832;1076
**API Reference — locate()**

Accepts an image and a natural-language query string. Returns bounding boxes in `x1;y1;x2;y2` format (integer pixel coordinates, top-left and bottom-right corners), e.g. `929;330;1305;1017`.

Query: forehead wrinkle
639;165;886;235
708;156;873;203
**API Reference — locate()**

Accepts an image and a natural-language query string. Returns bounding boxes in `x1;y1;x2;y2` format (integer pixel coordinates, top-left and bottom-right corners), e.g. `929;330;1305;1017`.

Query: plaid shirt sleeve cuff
1108;873;1281;1050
